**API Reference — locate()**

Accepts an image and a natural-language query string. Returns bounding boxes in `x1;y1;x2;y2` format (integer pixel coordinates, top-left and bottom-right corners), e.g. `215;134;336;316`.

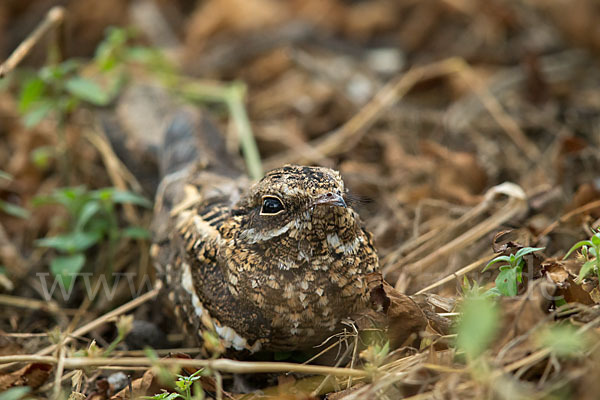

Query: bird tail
159;111;200;177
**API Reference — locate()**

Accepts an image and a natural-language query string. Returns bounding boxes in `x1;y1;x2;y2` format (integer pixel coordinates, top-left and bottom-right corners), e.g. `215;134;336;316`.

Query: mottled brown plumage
151;112;380;352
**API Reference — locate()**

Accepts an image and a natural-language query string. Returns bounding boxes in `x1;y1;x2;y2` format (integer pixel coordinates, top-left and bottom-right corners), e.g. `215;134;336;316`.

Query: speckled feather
151;113;381;352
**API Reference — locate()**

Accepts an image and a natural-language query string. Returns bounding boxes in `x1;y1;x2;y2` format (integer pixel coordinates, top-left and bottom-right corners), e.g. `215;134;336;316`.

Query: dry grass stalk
0;6;66;78
264;57;464;169
0;355;369;378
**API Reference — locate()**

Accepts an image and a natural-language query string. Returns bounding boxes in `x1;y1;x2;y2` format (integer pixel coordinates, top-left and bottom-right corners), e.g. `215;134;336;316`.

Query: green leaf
30;146;54;170
555;297;567;308
484;287;502;298
142;391;183;400
65;77;110;106
455;295;499;359
76;200;102;231
50;254;85;276
23;100;54;128
36;231;100;253
0;200;30;219
19;76;46;113
0;386;31;400
576;260;597;282
110;190;152;208
33;186;89;216
536;324;588;358
0;170;12;181
482;255;511;272
495;267;518;296
40;59;80;82
564;240;594;260
122;226;151;240
514;246;545;259
592;234;600;247
50;253;85;290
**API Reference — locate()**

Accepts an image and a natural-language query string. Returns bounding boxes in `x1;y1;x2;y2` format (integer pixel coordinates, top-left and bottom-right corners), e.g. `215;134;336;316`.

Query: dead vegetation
1;0;600;399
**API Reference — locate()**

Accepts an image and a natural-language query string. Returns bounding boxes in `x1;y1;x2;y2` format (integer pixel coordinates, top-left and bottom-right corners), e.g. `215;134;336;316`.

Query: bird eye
261;196;285;215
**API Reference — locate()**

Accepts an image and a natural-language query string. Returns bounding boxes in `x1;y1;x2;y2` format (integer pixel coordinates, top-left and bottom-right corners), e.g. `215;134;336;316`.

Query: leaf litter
1;0;600;398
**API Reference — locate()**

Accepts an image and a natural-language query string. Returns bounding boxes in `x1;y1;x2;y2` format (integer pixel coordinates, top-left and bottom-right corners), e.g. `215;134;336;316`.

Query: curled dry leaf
360;275;438;350
541;259;595;305
110;368;158;400
0;362;53;391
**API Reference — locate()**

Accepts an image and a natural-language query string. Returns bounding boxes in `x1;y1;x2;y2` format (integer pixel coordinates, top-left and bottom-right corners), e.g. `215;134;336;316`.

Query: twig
84;124;145;225
264;57;464;169
176;79;263;179
0;6;66;78
405;184;526;275
454;60;541;161
0;355;369;378
535;199;600;241
52;344;66;399
0;294;63;314
384;182;528;288
383;197;491;274
414;254;492;294
226;83;263;180
0;286;159;372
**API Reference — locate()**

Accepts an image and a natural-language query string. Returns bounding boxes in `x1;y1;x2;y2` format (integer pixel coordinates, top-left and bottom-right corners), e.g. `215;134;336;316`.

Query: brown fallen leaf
359;276;431;350
0;362;53;391
110;368;158;400
541;259;594;305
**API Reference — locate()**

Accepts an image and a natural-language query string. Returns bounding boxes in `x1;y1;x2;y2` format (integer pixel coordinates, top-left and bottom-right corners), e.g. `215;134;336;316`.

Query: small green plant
482;246;545;296
145;369;206;400
0;387;31;400
455;293;500;360
18;58;112;129
535;323;589;359
360;340;390;375
563;229;600;282
460;276;499;298
34;186;151;288
17;27;169;179
18;26;172;129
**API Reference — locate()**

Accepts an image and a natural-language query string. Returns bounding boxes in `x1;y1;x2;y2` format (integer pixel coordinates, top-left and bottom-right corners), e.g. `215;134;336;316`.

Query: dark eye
261;196;285;215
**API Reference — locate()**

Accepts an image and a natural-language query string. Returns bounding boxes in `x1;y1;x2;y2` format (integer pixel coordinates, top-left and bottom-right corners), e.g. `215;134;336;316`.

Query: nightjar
150;108;381;353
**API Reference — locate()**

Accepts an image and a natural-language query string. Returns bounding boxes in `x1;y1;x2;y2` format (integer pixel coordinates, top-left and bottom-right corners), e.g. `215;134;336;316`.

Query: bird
149;106;381;353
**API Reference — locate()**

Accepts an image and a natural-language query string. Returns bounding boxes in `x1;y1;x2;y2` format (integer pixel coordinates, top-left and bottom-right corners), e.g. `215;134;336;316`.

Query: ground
1;0;600;399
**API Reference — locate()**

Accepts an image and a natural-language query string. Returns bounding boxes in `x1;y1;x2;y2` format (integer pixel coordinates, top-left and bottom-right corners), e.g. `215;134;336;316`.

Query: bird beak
312;192;347;208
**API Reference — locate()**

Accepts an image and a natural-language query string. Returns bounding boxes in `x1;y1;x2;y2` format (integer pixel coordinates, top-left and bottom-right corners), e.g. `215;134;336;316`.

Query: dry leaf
542;260;594;305
0;362;52;391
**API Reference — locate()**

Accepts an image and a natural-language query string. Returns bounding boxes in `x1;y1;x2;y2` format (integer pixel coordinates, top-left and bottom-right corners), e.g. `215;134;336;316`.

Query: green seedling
144;369;206;400
455;293;500;360
535;323;589;359
563;229;600;283
482;247;545;296
34;186;150;289
0;387;31;400
18;25;174;130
